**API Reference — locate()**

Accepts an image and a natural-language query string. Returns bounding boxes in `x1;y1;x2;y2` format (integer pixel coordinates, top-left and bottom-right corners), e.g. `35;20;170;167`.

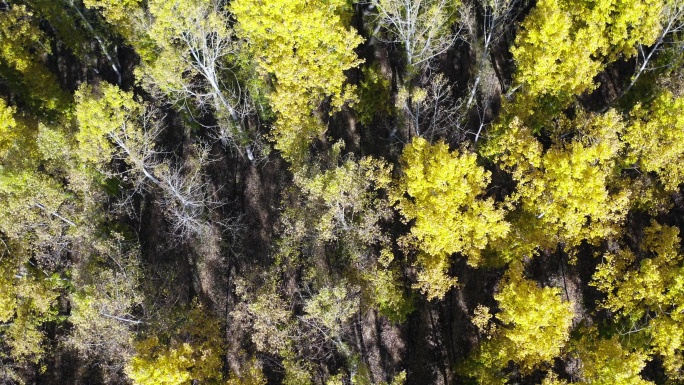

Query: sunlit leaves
393;137;509;299
82;0;147;56
459;267;574;382
75;83;144;166
511;0;663;102
294;155;393;246
571;331;653;385
625;91;684;191
593;220;684;378
139;0;250;150
83;0;141;25
361;250;413;322
494;268;574;371
485;111;629;256
304;283;359;342
0;259;63;363
0;4;69;113
126;304;224;384
231;0;364;165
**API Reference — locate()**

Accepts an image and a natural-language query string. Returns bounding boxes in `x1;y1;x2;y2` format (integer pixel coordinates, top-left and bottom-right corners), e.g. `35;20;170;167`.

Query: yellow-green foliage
511;0;663;103
625;91;684;191
126;304;224;384
0;259;63;362
68;235;142;364
0;101;70;244
393;137;509;299
594;220;684;378
594;221;682;319
541;373;569;385
242;290;293;355
471;305;497;338
283;154;408;320
357;64;393;125
571;331;653;385
226;359;267;385
361;250;413;322
231;0;364;165
0;264;15;323
282;359;313;385
25;0;90;56
485;111;629;256
83;0;141;24
82;0;149;57
0;3;49;74
139;0;234;106
294;155;393;246
75;83;143;166
460;267;574;383
0;98;63;174
127;337;195;385
278;152;412;322
146;0;229;52
494;268;574;371
0;98;19;159
0;4;69;113
304;283;359;341
234;278;370;383
0;170;67;243
0;99;74;369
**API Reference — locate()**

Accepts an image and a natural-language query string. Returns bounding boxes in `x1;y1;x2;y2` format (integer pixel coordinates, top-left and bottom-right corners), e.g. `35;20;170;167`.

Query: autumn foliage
1;0;684;384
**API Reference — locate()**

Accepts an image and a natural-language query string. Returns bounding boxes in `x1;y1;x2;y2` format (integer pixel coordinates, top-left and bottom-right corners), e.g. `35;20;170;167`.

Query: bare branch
373;0;460;70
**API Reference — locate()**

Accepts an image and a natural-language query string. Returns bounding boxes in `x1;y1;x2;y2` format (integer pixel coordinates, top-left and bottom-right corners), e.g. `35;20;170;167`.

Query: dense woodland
2;0;684;384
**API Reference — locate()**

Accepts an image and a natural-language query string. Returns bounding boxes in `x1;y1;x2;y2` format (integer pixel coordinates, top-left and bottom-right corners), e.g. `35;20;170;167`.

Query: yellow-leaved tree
569;330;653;385
392;137;509;300
483;110;629;258
511;0;663;107
460;266;574;384
137;0;265;156
75;83;216;238
231;0;364;165
278;149;413;319
624;91;684;192
0;258;63;365
0;97;72;377
81;0;152;61
0;4;69;114
493;268;574;370
82;0;142;29
593;220;684;379
126;304;224;385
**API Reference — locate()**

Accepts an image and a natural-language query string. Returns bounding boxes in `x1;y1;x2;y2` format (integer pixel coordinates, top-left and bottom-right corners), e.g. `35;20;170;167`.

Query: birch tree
373;0;460;70
395;72;465;140
463;0;522;106
610;0;684;104
137;0;260;159
75;83;218;239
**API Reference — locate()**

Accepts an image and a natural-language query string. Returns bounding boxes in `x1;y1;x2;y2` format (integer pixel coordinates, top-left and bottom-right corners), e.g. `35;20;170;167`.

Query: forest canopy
1;0;684;384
